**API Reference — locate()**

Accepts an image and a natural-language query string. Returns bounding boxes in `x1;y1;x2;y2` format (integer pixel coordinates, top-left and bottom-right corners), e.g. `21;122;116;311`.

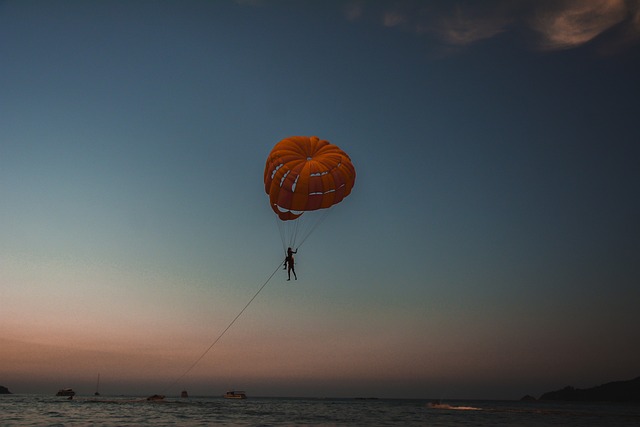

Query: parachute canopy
264;136;356;221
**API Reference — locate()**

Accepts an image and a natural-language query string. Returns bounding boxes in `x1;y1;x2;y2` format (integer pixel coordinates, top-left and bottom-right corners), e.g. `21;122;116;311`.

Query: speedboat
224;390;246;399
56;388;75;397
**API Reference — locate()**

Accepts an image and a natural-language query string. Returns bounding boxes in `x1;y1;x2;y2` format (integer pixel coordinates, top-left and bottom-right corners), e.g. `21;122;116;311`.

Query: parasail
264;136;356;248
265;136;356;220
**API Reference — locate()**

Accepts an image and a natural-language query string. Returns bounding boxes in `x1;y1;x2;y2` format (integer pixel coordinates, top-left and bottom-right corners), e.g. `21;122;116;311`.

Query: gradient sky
1;0;639;399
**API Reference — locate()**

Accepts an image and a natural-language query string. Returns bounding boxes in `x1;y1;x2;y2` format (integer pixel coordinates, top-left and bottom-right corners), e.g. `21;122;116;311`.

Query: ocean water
1;394;639;426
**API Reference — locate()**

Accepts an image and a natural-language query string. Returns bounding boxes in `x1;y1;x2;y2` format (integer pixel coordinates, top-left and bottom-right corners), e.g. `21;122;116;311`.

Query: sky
1;0;639;400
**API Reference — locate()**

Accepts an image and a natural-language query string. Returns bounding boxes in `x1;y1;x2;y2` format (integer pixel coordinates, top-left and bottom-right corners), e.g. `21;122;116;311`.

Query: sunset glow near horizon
1;0;639;399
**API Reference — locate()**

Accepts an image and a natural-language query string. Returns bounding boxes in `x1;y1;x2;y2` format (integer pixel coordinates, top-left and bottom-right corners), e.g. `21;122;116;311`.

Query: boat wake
427;402;482;411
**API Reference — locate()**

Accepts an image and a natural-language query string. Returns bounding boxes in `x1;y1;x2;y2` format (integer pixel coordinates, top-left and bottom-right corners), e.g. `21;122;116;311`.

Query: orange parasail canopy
264;136;356;221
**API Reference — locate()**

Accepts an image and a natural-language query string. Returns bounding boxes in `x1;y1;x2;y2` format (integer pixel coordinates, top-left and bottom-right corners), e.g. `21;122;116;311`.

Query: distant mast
94;373;100;396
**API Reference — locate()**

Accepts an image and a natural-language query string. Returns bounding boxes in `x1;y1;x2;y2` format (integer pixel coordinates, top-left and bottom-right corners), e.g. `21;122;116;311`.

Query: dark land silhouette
537;377;640;402
0;385;11;394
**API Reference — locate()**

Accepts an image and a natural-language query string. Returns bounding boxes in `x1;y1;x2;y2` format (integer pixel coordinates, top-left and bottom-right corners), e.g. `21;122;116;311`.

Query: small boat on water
427;400;447;409
56;388;75;397
224;390;246;399
146;394;165;401
181;390;189;398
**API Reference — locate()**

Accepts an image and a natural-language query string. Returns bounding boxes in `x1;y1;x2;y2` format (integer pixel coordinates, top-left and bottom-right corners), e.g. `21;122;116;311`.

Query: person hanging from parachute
283;247;297;280
264;136;356;280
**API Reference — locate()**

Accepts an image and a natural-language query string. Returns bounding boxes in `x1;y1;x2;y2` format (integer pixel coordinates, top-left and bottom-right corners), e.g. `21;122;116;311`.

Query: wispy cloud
530;0;627;50
383;11;406;28
593;0;640;54
344;0;365;21
343;1;510;45
340;0;640;53
428;4;511;46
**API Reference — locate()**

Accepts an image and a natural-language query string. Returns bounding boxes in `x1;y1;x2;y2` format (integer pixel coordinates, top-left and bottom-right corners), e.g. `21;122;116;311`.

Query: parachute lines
162;262;282;394
276;207;332;253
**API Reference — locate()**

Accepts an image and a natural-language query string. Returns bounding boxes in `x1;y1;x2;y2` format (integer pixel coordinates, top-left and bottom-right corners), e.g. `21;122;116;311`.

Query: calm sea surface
1;394;639;426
